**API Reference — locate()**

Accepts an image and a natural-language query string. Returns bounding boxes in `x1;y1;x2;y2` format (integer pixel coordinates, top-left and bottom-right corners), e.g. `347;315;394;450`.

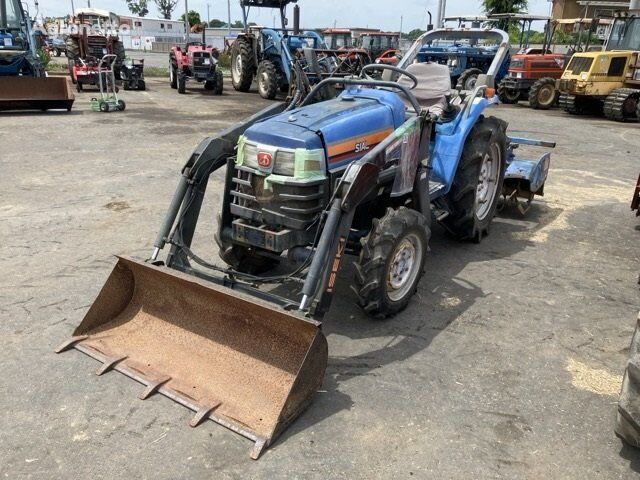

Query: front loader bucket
56;256;327;459
0;77;74;112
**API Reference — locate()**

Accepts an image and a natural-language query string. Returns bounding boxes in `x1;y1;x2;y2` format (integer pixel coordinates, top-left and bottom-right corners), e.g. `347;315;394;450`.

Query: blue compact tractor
58;28;555;460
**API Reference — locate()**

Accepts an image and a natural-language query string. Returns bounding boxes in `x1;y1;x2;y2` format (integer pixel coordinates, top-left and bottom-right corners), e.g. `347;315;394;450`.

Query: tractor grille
86;36;108;59
566;57;593;75
192;52;212;74
230;165;327;236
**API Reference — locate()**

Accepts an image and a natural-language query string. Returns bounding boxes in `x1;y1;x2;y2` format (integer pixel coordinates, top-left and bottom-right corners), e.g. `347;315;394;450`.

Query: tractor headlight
274;150;296;176
581;73;588;81
516;72;523;79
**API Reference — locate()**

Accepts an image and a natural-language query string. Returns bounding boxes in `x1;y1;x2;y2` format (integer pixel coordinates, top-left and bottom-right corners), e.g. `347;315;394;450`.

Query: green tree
407;28;426;41
154;0;177;20
179;10;201;27
125;0;149;17
482;0;528;30
208;18;226;28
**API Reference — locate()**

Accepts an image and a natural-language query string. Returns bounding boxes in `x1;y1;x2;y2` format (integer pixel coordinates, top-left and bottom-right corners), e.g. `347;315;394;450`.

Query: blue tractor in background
417;19;511;90
230;0;327;99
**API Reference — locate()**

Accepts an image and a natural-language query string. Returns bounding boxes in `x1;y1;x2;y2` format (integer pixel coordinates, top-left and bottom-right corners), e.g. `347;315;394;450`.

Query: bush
37;47;51;70
218;52;231;70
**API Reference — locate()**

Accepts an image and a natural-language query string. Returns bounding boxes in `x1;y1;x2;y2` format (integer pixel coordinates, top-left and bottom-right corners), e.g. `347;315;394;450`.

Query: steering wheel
359;64;418;90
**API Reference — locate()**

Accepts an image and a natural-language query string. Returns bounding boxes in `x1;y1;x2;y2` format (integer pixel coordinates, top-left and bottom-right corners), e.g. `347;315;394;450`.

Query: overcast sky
33;0;553;31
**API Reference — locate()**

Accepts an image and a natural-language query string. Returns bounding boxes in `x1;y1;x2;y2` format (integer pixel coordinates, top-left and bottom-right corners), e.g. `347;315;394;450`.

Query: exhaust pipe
293;4;300;35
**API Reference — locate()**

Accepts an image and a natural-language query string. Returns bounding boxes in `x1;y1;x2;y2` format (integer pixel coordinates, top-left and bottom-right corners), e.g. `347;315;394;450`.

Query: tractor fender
430;95;501;196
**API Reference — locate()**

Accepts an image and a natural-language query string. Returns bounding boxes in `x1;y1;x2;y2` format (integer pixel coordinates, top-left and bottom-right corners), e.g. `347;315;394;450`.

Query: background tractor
169;32;223;95
498;17;603;109
57;27;554;460
230;0;368;100
230;0;324;98
558;1;640;121
0;0;74;111
417;23;510;90
65;12;126;90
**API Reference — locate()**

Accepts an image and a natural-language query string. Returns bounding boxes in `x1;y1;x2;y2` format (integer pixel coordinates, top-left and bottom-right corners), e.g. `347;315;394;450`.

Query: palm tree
482;0;529;30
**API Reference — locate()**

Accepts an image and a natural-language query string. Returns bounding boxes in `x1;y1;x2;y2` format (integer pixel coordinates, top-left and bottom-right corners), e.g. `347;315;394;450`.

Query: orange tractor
497;16;603;109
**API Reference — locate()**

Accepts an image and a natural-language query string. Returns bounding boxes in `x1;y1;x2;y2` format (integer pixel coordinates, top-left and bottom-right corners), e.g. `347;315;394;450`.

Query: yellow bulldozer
0;0;74;112
558;2;640;121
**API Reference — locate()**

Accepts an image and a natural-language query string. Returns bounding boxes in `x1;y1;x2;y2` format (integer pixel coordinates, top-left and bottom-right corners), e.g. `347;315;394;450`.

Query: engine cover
242;88;406;172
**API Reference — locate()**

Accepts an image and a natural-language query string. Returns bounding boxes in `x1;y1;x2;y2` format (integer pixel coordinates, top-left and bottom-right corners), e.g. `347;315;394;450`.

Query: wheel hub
233;55;242;81
475;146;500;221
387;235;422;302
538;85;554;104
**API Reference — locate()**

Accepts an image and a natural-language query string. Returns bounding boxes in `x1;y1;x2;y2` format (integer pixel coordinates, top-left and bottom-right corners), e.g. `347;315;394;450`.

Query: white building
118;15;186;50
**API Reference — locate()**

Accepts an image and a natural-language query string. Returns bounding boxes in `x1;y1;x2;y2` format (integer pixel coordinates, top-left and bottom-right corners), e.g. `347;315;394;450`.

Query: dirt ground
1;78;639;479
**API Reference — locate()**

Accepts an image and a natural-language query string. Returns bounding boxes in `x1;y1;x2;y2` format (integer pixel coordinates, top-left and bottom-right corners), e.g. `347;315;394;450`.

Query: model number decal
354;141;370;153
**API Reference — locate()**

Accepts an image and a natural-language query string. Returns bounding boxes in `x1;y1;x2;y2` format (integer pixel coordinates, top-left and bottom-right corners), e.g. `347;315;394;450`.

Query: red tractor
169;29;223;95
497;17;601;109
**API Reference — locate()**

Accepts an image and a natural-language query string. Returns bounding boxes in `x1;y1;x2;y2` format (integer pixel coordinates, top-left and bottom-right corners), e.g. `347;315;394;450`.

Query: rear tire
214;69;224;95
99;101;109;112
231;37;255;92
65;37;79;60
440;116;507;242
112;41;125;80
456;68;483;91
497;79;520;104
529;77;558;110
616;314;640;448
117;100;126;111
138;80;146;91
169;62;178;89
257;60;278;100
603;88;640;122
354;207;430;319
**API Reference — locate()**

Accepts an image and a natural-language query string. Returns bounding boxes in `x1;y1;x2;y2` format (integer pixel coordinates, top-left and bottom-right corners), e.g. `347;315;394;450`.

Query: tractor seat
397;62;451;117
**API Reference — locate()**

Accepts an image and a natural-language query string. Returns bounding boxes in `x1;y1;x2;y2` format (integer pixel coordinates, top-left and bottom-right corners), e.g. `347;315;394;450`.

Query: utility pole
207;3;210;25
227;0;231;35
399;15;403;40
184;0;189;43
70;0;75;17
435;0;447;28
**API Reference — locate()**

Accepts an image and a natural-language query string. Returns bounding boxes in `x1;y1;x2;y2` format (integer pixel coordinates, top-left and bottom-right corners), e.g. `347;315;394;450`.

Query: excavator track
603;88;640;122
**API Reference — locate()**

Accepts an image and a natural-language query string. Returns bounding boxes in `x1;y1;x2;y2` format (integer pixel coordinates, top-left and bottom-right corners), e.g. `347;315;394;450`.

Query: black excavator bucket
56;256;327;459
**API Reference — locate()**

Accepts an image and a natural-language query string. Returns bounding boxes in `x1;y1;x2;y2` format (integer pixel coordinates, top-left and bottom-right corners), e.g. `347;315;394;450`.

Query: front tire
529;77;558;110
497;79;520;104
354;207;430;319
440;116;507;242
257;60;278;99
456;68;483;91
231;37;255;92
169;62;178;89
177;74;186;94
214;69;224;95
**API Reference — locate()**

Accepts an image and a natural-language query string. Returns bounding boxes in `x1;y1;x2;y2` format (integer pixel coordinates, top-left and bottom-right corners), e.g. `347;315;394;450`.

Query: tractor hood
243;88;405;169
